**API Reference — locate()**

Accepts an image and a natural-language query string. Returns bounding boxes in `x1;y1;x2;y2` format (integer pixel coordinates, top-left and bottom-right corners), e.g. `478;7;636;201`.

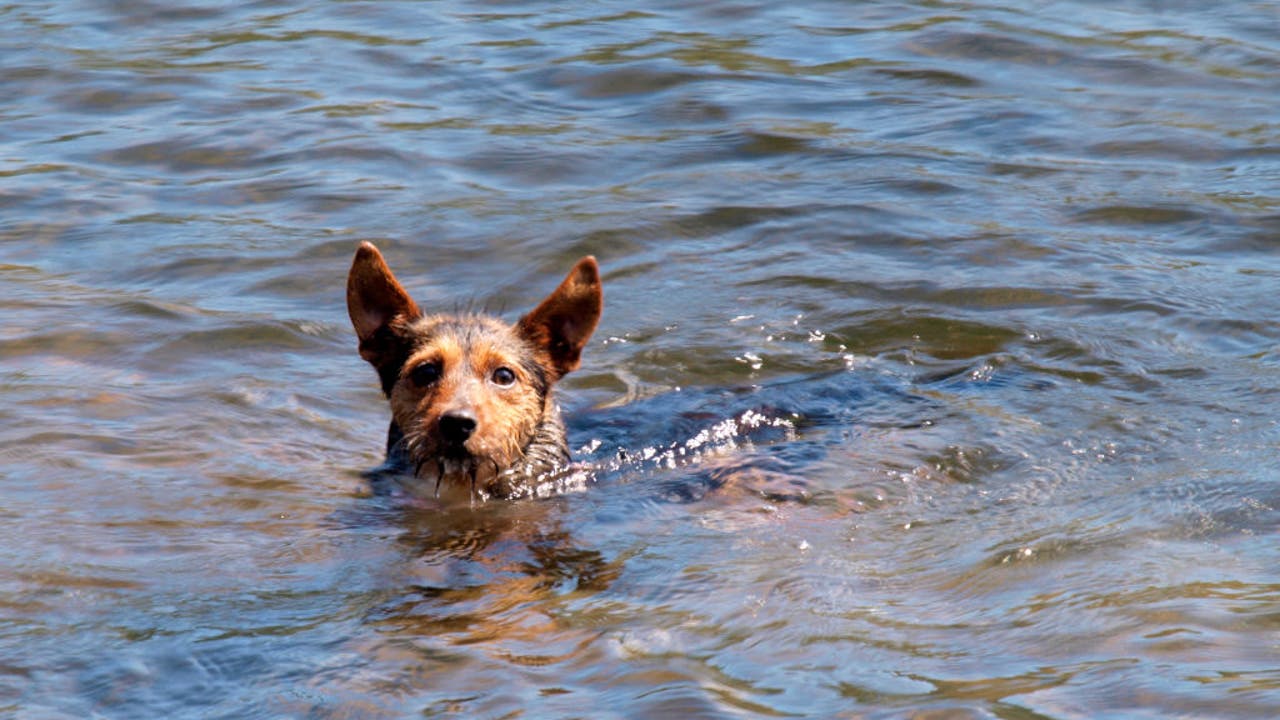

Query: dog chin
406;452;506;503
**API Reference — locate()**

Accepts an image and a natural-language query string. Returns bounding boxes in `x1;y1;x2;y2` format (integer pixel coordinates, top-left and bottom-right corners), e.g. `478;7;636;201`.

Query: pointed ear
517;256;603;379
347;242;422;393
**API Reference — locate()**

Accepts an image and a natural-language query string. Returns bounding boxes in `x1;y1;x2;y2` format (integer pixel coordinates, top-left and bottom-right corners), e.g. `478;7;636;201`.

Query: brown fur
347;242;602;503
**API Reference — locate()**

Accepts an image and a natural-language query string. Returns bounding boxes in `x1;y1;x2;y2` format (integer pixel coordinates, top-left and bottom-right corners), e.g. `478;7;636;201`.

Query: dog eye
491;367;516;386
409;362;441;386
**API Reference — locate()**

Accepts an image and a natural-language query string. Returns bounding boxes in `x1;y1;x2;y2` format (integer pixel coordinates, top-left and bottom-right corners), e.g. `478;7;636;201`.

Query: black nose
439;411;477;446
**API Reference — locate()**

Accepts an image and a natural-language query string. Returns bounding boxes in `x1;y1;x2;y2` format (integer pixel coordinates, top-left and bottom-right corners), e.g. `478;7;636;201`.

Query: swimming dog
347;242;602;502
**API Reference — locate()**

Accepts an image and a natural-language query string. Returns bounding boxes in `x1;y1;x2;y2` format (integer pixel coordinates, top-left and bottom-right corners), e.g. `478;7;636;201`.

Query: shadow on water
372;511;619;621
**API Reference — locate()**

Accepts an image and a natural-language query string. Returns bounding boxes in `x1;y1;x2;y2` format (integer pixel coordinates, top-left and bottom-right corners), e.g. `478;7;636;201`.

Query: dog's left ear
517;256;603;379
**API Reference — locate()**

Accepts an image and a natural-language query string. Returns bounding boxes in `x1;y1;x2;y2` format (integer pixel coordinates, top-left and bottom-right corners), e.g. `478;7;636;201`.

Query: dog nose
439;410;477;446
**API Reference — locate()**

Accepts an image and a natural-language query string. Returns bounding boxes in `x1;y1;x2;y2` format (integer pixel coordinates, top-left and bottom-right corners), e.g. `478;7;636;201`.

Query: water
3;1;1279;717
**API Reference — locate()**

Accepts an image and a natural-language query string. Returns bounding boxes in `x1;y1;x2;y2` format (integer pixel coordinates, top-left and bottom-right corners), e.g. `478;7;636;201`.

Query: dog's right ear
347;242;422;395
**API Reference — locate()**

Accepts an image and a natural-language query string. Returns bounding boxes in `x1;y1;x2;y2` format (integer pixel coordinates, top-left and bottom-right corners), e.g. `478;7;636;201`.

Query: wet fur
347;243;602;503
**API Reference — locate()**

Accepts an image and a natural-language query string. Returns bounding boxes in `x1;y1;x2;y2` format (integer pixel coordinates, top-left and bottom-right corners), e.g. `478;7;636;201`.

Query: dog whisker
468;462;477;507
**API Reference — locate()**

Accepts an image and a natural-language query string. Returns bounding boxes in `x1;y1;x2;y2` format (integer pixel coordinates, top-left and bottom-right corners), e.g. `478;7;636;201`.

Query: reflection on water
3;0;1280;717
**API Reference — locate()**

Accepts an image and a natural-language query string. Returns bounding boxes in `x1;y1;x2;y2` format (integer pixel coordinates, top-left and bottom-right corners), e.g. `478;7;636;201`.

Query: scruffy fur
347;242;603;503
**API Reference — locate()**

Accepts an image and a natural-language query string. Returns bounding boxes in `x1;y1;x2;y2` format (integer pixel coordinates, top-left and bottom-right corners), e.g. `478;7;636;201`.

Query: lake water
3;1;1279;717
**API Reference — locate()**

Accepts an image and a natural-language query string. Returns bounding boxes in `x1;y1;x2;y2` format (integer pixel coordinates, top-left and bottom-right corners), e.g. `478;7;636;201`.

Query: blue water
2;1;1279;717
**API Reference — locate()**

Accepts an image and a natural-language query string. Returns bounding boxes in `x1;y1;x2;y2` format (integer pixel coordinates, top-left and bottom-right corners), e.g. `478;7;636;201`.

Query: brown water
3;1;1279;718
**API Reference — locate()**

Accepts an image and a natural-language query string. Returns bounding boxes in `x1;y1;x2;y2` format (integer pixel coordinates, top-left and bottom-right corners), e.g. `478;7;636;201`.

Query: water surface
2;1;1279;717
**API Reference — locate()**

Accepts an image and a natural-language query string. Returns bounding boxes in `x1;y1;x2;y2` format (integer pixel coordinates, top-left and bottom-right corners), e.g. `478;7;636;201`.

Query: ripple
4;0;1280;717
93;138;273;173
874;66;981;87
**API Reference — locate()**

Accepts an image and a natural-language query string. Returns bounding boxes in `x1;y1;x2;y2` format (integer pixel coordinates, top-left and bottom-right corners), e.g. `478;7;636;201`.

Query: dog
346;242;602;503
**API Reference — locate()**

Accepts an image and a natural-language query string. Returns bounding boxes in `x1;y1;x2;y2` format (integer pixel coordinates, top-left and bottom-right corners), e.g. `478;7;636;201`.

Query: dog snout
439;410;477;446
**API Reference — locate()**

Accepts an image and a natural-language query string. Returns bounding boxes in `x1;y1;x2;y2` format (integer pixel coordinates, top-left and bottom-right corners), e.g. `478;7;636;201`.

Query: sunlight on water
593;406;798;472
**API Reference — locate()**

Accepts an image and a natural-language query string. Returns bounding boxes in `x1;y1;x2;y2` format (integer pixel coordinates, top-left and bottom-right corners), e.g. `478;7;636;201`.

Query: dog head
346;242;602;494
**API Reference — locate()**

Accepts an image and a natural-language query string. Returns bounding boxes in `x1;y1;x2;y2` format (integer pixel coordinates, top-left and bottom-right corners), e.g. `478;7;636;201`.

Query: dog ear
517;256;603;379
347;242;422;394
